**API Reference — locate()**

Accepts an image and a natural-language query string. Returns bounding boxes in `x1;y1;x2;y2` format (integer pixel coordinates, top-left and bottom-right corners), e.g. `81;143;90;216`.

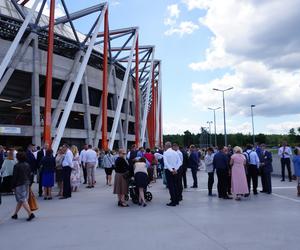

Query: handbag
28;188;38;211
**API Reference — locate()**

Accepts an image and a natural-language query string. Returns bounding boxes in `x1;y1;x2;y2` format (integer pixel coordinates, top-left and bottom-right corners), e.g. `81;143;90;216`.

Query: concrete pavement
0;169;299;250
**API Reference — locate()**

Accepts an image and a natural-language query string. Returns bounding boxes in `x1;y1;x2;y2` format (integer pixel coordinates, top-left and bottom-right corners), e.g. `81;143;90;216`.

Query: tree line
163;128;300;147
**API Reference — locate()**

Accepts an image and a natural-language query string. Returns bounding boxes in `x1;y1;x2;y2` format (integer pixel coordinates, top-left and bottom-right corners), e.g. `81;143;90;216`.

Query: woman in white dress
71;145;81;192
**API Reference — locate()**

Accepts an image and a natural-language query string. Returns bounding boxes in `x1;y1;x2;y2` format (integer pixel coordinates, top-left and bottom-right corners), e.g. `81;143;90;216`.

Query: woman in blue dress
41;149;56;200
292;148;300;196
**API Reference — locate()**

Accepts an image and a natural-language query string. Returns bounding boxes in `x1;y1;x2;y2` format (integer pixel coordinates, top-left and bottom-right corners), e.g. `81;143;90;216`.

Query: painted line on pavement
271;193;300;203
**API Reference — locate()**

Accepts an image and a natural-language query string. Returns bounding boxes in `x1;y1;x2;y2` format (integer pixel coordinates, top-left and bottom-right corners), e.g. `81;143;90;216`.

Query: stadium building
0;0;162;152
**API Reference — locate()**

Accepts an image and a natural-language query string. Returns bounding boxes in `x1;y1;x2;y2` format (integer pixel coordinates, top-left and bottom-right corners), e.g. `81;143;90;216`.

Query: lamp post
251;104;256;145
207;121;213;146
208;107;221;146
213;87;233;146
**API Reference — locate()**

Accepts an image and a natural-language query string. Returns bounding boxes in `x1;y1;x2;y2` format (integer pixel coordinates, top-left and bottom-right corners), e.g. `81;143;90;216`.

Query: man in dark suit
25;144;37;184
37;143;48;197
180;146;189;189
213;146;232;199
260;144;273;194
188;145;199;188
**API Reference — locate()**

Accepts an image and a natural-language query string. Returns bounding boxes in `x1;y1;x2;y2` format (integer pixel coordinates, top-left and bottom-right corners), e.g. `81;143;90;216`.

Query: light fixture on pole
213;87;233;146
251;104;256;145
207;121;213;146
208;107;221;146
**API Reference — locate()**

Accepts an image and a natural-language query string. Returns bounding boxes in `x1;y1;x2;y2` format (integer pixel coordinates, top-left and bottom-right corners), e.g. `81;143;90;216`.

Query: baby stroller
125;178;153;204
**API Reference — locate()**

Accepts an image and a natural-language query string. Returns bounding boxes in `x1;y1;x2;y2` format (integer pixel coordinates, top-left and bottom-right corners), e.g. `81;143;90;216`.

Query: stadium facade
0;0;162;152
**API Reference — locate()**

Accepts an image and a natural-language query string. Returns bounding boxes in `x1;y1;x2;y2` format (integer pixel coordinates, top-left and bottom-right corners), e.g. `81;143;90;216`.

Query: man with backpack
244;144;260;196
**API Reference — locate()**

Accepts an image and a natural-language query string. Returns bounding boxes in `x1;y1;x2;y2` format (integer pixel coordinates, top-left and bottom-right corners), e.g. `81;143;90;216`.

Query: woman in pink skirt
230;146;249;200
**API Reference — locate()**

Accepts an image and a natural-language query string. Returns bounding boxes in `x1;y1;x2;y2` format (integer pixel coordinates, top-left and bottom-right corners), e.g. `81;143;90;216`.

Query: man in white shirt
278;141;292;182
85;145;98;188
79;144;88;184
244;144;260;195
164;142;182;206
60;144;73;199
172;143;184;201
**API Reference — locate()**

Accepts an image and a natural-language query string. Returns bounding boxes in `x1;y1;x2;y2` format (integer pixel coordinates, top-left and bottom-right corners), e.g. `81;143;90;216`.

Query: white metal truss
0;0;40;81
140;48;155;146
52;4;108;153
108;29;138;150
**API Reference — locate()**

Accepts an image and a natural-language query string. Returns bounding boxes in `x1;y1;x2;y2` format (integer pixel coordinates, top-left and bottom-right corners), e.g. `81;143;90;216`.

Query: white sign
0;127;21;134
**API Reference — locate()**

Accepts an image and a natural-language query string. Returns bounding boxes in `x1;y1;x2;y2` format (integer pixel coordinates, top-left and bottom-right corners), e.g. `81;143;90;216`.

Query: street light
251;104;256;145
213;87;233;146
207;121;213;146
208;107;221;146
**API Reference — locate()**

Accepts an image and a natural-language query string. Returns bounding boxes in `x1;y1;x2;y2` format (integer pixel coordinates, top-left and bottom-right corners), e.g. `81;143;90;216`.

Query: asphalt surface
0;168;299;250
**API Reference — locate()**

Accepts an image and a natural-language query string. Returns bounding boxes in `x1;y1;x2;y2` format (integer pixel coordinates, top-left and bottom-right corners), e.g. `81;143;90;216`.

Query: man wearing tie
60;144;73;199
278;141;292;182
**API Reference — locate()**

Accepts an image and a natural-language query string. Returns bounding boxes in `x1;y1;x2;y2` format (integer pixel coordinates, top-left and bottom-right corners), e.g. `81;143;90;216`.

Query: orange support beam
43;0;55;145
135;34;140;146
101;9;109;150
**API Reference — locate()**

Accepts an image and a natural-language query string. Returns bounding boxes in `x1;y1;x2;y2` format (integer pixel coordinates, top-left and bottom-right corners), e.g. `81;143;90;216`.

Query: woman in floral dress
71;145;81;192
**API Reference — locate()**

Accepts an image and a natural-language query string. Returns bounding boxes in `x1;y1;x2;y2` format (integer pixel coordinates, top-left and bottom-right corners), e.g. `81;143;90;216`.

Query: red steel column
135;33;140;146
43;0;55;145
101;9;109;150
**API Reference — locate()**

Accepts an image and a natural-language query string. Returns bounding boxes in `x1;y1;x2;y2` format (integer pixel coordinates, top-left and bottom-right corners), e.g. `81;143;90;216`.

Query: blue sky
29;0;300;135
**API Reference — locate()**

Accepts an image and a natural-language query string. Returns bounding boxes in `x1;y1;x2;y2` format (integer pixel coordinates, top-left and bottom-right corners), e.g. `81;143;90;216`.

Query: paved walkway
0;169;299;250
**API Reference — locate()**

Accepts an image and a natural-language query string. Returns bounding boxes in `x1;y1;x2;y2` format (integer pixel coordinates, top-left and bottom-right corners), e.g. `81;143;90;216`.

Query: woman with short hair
230;146;249;200
204;147;215;196
11;151;35;221
113;149;130;207
103;150;114;186
41;149;56;200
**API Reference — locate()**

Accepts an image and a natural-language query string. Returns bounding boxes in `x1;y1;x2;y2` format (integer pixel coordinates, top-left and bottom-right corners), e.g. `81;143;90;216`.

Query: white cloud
165;21;199;36
266;121;300;134
182;0;210;10
189;0;300;124
167;4;181;18
164;4;199;36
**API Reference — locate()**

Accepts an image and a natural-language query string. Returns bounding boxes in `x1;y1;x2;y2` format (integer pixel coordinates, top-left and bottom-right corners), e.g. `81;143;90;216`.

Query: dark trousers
177;166;183;200
281;158;292;181
208;172;214;195
216;169;228;198
260;168;266;191
227;174;232;195
82;162;87;183
264;171;272;193
62;166;72;198
247;165;258;193
38;170;43;196
165;169;179;204
182;166;187;188
191;167;198;187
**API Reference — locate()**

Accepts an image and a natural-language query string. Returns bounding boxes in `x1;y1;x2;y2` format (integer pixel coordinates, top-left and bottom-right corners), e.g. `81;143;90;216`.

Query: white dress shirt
85;149;98;164
175;150;183;166
244;150;260;168
62;149;73;168
278;146;292;159
163;148;181;171
79;149;87;163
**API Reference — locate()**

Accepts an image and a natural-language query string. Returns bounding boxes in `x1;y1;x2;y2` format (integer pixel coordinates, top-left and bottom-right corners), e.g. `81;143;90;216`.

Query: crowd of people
0;140;300;220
